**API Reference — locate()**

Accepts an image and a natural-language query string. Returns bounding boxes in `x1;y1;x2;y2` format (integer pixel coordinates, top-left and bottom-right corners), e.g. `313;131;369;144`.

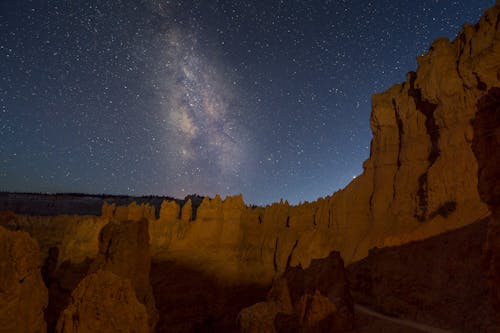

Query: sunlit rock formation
0;226;48;333
55;270;149;333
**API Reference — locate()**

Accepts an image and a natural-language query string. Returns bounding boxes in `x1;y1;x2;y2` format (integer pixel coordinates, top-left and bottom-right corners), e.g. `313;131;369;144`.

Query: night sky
0;0;495;205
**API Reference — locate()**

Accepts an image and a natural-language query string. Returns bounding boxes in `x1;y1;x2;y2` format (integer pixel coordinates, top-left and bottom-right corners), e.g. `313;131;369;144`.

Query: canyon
1;1;499;332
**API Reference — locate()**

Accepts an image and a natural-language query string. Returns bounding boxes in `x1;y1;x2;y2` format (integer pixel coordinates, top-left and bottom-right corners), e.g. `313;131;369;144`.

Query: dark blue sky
0;0;495;205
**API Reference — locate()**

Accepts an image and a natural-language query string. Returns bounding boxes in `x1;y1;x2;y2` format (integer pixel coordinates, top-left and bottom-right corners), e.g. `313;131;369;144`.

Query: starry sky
0;0;495;205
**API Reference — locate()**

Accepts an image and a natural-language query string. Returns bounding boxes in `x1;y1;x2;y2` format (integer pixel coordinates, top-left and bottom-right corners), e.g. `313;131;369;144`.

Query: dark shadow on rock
237;251;355;333
150;260;269;333
42;255;92;333
472;86;500;325
347;218;498;333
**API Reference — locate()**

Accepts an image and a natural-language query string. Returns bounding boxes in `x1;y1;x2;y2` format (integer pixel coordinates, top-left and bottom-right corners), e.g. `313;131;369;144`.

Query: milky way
0;0;495;204
157;27;247;191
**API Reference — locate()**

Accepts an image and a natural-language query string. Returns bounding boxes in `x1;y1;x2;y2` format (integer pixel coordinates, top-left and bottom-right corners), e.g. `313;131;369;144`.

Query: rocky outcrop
238;252;354;333
472;86;500;321
90;219;158;331
55;270;149;333
0;226;48;333
347;219;498;332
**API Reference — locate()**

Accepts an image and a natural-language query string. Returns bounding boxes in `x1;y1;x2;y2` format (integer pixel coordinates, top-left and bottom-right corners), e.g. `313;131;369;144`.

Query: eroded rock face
56;270;149;333
90;219;158;332
472;86;500;320
238;252;354;333
346;1;500;258
0;226;48;333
